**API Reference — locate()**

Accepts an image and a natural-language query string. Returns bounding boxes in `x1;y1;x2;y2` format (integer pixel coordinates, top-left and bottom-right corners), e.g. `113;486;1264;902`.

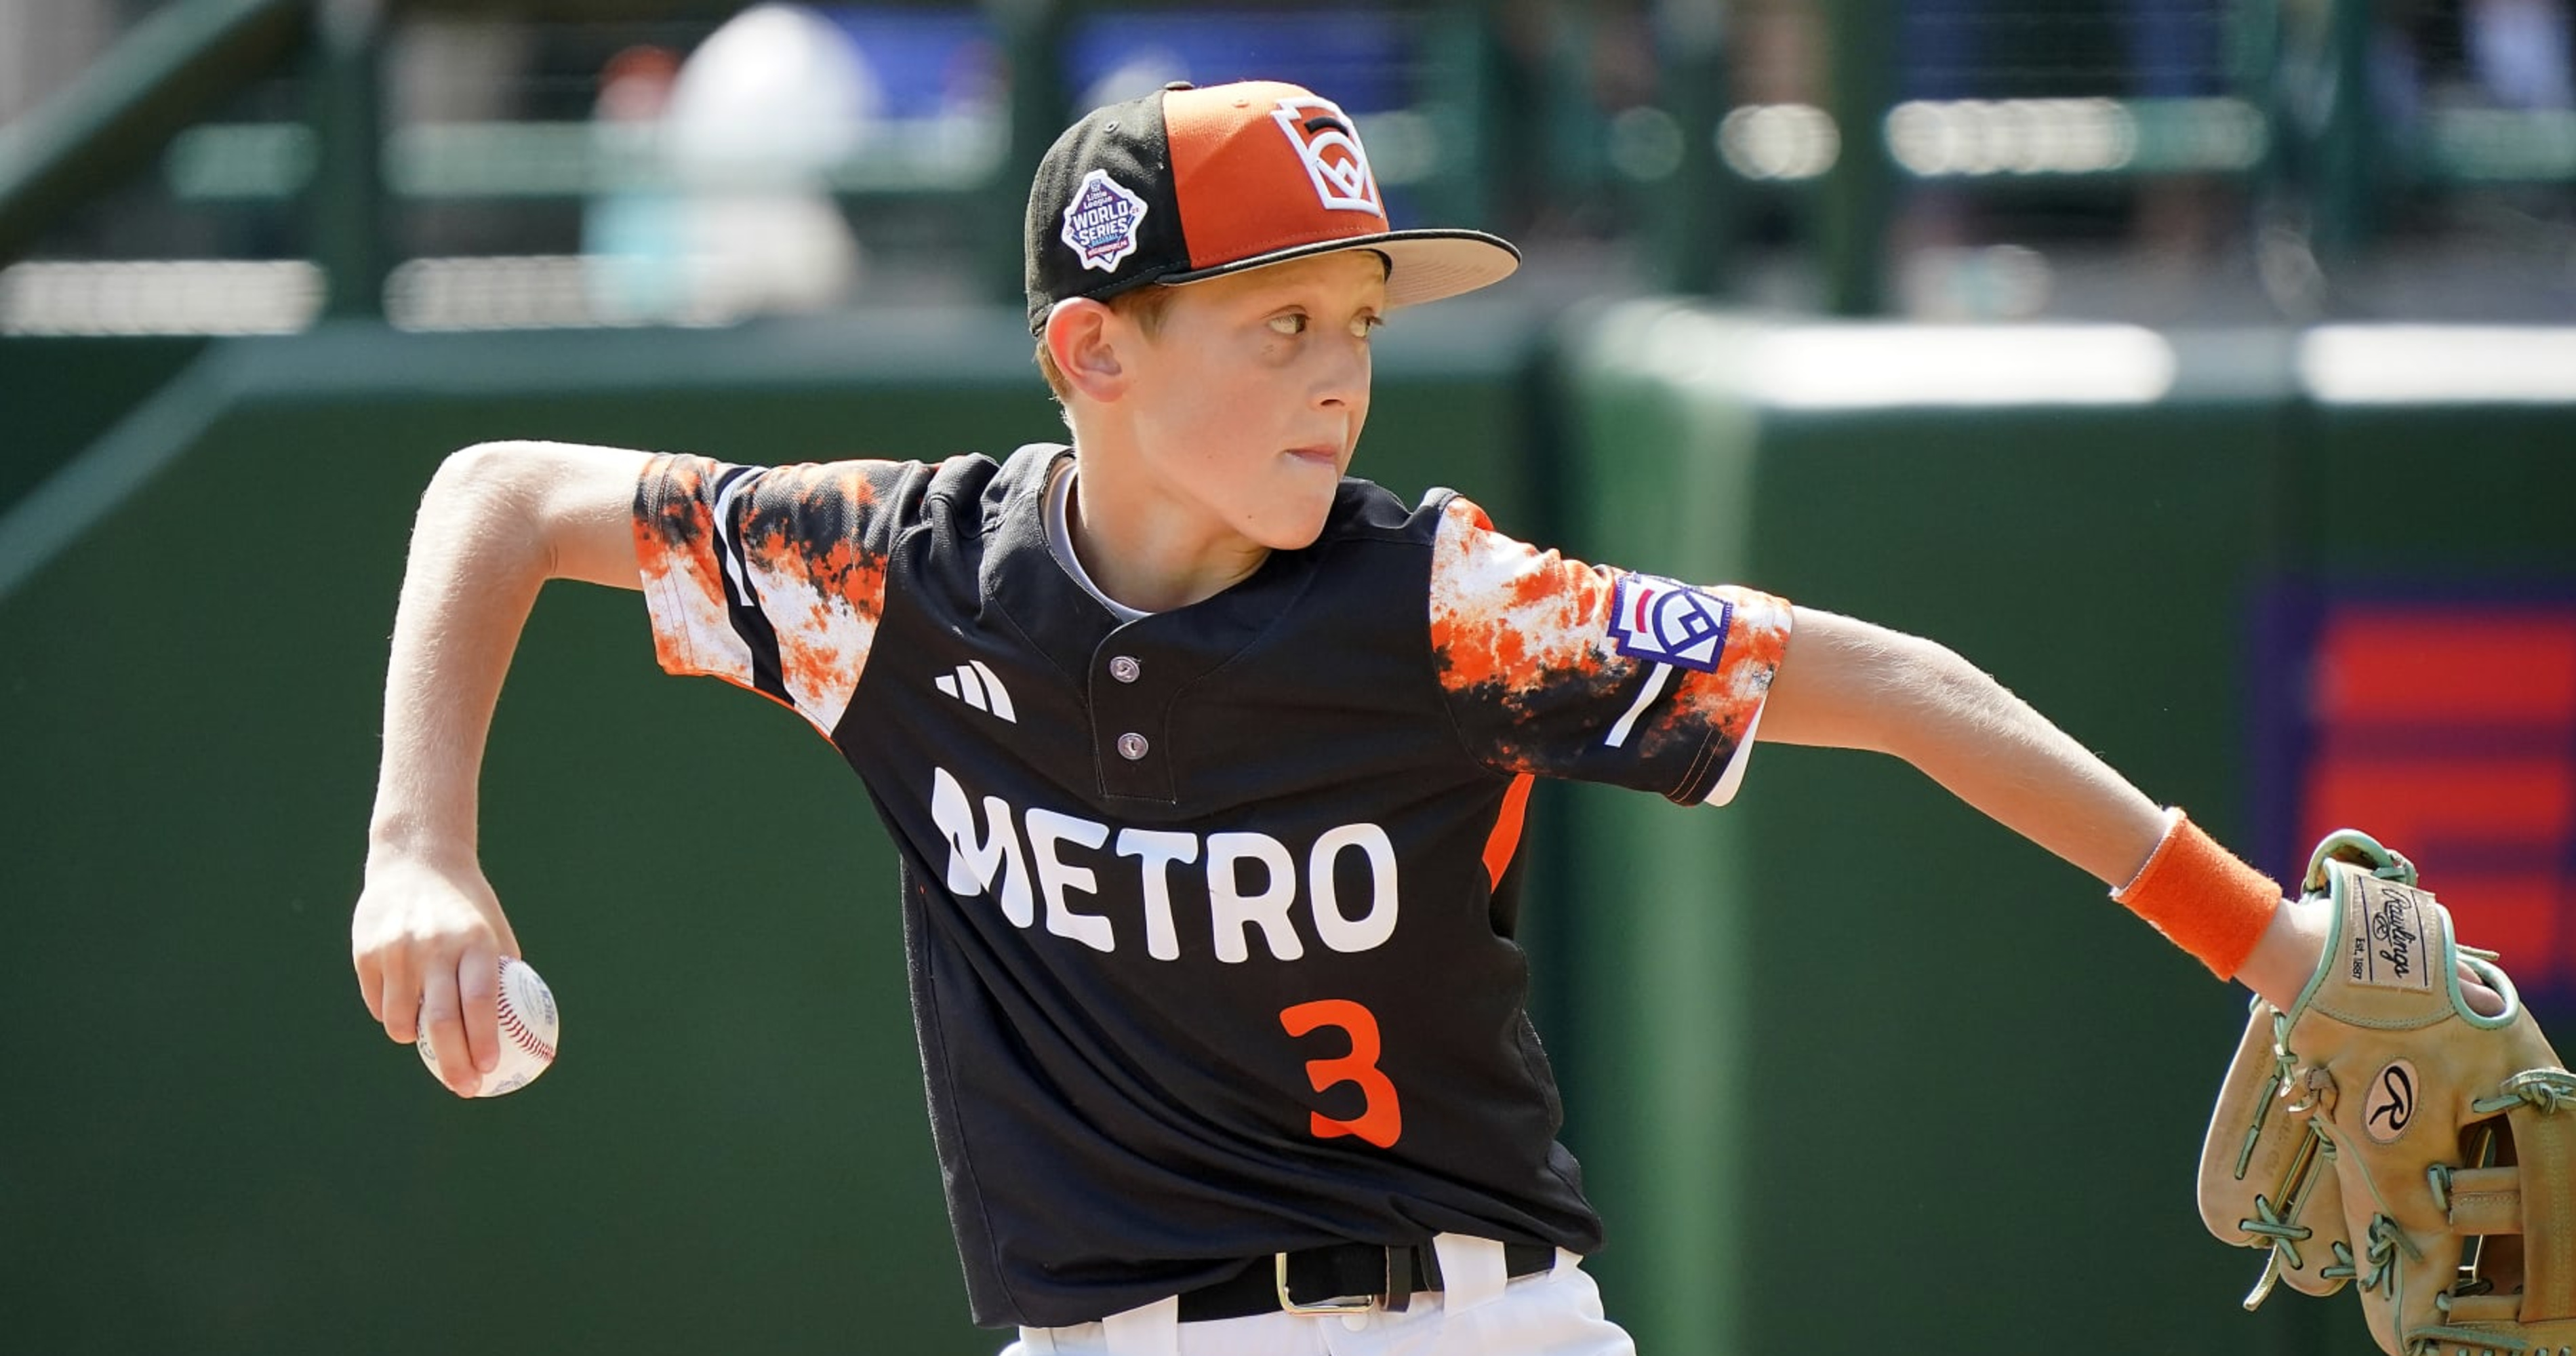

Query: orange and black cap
1024;79;1521;336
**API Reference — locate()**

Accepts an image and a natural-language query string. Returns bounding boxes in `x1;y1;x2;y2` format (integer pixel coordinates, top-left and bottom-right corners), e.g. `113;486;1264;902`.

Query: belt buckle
1274;1252;1376;1315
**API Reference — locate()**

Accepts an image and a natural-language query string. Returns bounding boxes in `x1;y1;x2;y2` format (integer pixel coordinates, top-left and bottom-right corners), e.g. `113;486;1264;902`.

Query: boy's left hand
2239;893;2505;1017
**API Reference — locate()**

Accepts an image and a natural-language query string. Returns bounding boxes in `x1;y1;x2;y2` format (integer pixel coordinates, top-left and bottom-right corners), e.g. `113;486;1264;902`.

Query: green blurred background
4;3;2573;1353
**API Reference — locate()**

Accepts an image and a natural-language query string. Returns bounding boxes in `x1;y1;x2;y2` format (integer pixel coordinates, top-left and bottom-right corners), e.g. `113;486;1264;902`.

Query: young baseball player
350;80;2490;1355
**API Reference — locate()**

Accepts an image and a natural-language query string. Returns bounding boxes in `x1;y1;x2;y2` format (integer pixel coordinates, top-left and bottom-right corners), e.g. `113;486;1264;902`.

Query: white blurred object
0;260;321;336
1898;244;2054;321
667;3;883;186
588;3;879;323
1080;48;1190;111
2466;0;2575;111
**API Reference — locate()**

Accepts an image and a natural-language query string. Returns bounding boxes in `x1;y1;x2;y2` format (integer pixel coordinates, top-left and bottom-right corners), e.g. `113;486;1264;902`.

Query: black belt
1174;1241;1556;1322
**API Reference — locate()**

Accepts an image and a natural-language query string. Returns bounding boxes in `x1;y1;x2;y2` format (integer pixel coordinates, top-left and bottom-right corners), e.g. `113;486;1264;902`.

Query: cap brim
1157;228;1520;310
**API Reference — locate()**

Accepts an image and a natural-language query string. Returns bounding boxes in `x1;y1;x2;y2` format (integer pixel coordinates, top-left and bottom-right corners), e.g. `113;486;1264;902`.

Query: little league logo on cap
1022;79;1523;336
1060;169;1151;273
1270;96;1382;215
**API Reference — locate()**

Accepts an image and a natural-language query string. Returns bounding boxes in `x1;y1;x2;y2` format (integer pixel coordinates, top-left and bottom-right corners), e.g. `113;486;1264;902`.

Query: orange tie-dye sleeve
632;453;902;740
1427;495;1792;805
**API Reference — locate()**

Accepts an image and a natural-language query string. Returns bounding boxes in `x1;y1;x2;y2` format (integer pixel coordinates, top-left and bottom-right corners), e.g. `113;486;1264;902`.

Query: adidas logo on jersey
935;660;1017;723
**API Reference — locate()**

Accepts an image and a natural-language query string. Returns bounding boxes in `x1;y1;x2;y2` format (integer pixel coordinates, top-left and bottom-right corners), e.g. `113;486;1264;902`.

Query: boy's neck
1061;439;1272;614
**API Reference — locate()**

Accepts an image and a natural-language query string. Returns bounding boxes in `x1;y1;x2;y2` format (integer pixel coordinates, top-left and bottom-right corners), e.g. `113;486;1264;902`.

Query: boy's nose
1314;344;1369;409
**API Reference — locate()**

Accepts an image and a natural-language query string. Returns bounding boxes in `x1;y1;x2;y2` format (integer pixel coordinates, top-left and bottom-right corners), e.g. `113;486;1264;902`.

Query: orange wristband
2112;811;2282;980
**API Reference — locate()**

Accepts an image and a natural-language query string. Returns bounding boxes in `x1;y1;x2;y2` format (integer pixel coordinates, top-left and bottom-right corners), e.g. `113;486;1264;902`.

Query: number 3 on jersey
1279;999;1403;1149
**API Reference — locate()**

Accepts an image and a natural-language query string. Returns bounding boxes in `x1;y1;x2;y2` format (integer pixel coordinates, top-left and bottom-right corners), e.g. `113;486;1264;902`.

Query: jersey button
1116;732;1150;761
1108;655;1141;683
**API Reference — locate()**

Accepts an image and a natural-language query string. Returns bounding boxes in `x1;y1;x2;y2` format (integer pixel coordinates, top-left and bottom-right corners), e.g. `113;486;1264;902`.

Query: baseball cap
1024;79;1521;335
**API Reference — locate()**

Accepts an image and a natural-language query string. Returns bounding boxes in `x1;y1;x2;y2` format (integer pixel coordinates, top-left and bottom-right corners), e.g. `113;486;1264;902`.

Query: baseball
417;955;560;1097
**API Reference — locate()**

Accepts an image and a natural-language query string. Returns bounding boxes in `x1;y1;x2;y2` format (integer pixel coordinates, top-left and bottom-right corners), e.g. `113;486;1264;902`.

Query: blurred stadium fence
3;0;2572;334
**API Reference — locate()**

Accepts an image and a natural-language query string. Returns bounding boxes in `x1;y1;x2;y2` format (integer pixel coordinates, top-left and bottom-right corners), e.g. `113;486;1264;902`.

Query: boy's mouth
1284;444;1342;467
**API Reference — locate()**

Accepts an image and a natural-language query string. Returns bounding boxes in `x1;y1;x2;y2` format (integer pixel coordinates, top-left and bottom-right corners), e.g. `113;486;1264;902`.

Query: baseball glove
2198;830;2576;1356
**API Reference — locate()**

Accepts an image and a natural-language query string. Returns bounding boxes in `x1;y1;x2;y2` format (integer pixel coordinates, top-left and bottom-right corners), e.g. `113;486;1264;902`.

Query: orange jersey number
1279;999;1403;1149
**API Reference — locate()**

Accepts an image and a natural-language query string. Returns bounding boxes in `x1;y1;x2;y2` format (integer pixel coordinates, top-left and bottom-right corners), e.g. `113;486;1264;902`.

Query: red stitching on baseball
498;1007;552;1061
496;974;555;1062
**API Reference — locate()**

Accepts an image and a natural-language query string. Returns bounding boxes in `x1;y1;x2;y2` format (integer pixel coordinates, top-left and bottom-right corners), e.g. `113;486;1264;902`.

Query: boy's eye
1351;315;1383;338
1268;313;1308;336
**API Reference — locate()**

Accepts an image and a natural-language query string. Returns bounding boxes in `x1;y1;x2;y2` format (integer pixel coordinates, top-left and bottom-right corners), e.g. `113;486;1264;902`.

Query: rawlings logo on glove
2198;831;2576;1356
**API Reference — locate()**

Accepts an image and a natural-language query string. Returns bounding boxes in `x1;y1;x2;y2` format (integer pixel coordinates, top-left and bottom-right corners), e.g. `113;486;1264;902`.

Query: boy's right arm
352;440;650;1096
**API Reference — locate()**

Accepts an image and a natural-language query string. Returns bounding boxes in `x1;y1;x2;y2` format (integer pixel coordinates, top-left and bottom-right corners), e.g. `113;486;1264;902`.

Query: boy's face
1116;250;1388;551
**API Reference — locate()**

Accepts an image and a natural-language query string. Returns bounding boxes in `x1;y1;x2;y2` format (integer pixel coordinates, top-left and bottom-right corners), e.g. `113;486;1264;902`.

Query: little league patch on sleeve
1061;169;1150;273
1607;574;1734;673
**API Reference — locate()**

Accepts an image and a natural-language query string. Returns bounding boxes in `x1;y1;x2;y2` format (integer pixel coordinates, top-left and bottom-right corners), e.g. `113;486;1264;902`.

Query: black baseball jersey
632;443;1792;1328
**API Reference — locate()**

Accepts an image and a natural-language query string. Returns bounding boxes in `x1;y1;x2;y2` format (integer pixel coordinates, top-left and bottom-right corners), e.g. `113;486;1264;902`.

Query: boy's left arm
1755;605;2485;1014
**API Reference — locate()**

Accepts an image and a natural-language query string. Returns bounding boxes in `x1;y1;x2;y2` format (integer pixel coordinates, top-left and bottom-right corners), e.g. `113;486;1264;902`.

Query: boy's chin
1249;511;1333;553
1247;523;1329;557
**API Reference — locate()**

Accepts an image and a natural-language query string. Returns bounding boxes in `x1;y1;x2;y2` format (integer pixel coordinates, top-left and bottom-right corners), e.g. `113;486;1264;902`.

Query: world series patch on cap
1024;80;1522;334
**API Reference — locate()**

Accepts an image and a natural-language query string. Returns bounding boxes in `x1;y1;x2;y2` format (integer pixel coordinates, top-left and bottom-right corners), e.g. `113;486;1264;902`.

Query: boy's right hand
350;853;523;1097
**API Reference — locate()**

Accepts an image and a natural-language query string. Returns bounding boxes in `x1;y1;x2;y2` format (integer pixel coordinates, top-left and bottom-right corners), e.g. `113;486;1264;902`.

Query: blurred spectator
2369;0;2574;128
2125;0;2232;277
2125;0;2227;100
393;16;536;125
397;16;542;260
589;3;876;325
1727;0;1826;108
2464;0;2573;109
0;0;114;129
582;45;686;323
667;2;876;319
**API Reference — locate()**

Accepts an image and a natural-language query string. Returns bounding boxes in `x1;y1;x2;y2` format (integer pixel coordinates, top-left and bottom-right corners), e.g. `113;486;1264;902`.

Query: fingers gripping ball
418;957;560;1097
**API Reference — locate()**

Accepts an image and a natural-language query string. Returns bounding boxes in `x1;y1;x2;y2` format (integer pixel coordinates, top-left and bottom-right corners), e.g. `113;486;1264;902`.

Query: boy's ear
1043;299;1131;402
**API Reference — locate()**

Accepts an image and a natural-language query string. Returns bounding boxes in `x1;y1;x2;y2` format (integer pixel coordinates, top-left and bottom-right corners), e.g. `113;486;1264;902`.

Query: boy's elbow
430;441;540;500
413;441;564;575
427;440;651;590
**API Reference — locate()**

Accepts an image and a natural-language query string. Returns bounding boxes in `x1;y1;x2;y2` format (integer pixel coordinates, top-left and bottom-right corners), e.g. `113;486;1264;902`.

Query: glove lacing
2320;1214;2404;1297
2239;1193;2314;1270
2470;1069;2576;1117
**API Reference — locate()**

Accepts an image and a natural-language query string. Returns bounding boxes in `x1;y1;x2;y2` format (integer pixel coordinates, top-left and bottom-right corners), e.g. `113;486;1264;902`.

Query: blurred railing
1;0;2570;334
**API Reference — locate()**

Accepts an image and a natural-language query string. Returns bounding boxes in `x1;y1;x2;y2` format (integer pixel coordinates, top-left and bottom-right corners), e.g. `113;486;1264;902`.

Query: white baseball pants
1001;1236;1637;1356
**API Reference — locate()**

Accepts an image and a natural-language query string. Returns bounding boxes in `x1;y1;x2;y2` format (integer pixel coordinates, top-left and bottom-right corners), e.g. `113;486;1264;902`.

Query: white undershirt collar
1045;457;1153;623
